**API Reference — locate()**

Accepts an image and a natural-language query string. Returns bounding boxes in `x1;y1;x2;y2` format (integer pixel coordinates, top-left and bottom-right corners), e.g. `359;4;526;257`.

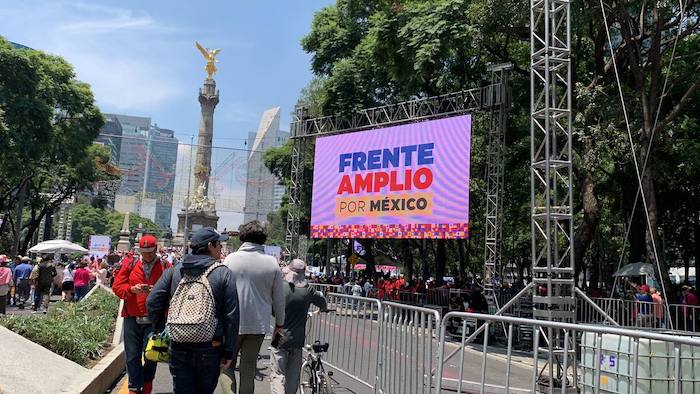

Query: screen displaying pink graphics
310;115;471;239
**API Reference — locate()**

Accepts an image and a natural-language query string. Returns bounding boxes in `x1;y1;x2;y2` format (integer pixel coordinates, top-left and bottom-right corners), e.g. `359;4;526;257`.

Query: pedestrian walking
73;262;91;301
650;287;665;328
112;235;170;394
96;261;110;286
221;220;286;394
0;255;13;314
31;257;56;313
8;256;19;307
270;259;327;394
147;227;239;394
681;285;698;331
635;285;653;327
13;256;33;309
61;262;75;301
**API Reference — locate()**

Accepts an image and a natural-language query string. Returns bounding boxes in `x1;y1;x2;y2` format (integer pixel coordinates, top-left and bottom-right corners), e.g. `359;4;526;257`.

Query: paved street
110;310;535;393
112;337;372;394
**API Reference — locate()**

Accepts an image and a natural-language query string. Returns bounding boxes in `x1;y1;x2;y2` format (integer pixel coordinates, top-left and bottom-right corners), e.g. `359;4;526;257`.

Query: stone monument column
173;42;222;250
194;79;219;194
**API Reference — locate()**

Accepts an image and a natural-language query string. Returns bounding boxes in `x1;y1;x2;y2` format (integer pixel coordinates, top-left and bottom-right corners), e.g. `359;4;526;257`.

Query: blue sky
1;0;332;142
2;1;334;230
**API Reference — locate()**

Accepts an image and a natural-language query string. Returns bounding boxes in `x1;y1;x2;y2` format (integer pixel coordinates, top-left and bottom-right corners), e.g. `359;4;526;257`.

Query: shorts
62;281;74;291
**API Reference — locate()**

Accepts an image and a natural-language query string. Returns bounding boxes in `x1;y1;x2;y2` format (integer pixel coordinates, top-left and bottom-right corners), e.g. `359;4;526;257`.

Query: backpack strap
203;262;224;277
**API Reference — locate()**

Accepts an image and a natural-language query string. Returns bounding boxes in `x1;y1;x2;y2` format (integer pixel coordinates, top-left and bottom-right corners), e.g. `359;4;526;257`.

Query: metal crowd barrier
435;312;700;394
379;301;441;394
305;292;382;389
579;297;700;332
397;291;426;305
309;283;344;295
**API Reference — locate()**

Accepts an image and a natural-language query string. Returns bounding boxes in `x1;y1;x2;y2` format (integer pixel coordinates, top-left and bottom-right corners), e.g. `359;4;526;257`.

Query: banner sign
310;115;471;239
88;235;111;258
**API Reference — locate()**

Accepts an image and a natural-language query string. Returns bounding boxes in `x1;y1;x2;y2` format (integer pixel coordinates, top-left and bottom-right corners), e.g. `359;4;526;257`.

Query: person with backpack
31;257;56;313
147;227;239;394
270;259;327;394
113;235;170;394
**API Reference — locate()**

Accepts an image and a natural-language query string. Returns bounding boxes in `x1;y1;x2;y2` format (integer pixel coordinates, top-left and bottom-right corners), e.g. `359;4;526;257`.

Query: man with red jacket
113;235;170;394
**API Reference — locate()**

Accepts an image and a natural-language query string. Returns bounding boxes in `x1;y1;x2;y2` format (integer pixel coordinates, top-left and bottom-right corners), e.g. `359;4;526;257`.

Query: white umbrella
28;239;89;254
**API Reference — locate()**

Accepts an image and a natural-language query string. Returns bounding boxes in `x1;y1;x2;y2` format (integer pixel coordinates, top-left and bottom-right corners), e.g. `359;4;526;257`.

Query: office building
243;107;290;224
99;114;178;229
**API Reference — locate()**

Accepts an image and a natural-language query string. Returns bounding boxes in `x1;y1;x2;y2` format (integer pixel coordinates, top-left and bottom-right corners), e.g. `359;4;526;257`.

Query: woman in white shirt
95;261;109;286
61;263;75;301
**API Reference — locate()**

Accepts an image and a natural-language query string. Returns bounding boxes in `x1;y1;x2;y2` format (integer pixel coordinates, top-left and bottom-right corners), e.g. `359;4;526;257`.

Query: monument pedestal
173;208;219;248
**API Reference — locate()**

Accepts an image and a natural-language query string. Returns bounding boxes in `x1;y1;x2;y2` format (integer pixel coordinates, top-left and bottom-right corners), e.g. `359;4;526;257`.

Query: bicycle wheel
318;374;335;394
300;363;315;394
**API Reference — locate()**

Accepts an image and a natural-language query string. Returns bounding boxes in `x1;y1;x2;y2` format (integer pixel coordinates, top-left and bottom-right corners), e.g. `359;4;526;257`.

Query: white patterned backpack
167;262;223;343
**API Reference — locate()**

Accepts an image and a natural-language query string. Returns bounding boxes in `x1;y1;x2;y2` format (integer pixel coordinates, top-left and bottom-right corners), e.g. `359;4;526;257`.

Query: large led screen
310;115;471;239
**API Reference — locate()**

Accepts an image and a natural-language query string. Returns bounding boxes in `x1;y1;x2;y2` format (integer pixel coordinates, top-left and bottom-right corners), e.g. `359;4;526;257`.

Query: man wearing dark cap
148;227;239;394
113;235;171;394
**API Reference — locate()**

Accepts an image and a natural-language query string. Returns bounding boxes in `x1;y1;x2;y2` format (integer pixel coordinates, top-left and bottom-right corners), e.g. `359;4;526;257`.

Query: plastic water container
580;331;700;393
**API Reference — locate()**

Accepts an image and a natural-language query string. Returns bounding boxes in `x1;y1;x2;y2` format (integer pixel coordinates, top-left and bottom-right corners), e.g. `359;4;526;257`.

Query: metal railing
435;312;700;394
304;293;700;393
379;302;441;394
579;297;700;332
309;283;344;295
305;293;382;389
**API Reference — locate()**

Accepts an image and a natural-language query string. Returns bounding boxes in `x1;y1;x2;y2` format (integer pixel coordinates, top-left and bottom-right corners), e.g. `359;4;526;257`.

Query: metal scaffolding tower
483;64;512;307
284;71;510;261
530;0;576;389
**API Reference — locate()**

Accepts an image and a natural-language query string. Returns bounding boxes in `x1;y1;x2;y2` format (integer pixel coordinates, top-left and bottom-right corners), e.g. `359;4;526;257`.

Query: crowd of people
0;250;127;314
112;220;326;394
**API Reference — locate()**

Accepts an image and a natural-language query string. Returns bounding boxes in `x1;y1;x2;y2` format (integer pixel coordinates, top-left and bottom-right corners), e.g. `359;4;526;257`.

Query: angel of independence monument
174;42;221;248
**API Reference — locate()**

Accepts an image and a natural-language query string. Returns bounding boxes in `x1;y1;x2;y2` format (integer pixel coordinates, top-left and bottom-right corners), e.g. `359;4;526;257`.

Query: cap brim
139;247;157;253
218;233;229;242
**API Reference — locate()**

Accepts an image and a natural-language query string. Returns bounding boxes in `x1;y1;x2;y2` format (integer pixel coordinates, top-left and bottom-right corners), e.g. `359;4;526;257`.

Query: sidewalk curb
64;343;125;394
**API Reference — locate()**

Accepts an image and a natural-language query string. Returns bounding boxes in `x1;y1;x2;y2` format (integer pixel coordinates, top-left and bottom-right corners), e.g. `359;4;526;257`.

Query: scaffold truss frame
284;68;511;265
483;63;512;308
530;0;577;389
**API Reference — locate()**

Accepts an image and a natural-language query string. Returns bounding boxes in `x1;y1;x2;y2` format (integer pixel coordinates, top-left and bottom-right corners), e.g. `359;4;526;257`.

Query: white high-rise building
243;107;289;224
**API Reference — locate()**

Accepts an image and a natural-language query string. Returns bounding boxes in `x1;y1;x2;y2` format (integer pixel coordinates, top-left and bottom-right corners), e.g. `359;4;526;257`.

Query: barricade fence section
379;302;441;394
309;283;345;295
304;293;700;393
578;297;700;332
305;293;382;389
435;312;700;394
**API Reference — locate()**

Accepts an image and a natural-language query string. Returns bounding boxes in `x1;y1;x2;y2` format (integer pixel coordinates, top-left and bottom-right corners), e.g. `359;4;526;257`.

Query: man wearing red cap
113;235;170;394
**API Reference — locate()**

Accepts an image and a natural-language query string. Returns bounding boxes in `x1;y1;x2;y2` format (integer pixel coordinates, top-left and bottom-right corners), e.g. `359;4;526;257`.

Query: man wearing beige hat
270;259;328;394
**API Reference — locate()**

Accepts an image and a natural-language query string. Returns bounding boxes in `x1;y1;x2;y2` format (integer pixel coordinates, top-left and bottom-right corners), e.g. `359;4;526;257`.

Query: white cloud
0;1;187;112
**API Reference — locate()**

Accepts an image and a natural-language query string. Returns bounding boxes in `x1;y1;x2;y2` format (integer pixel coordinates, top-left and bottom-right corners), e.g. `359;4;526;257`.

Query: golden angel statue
195;41;221;79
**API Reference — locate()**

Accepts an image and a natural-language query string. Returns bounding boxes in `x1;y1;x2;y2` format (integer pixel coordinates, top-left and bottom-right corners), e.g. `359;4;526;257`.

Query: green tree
63;203;161;249
0;36;113;254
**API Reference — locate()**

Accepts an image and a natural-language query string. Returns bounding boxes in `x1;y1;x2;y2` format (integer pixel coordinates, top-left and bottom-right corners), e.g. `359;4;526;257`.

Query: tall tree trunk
457;240;466;284
621;174;646;263
324;239;331;275
435;239;446;285
640;161;672;297
421;239;430;280
358;239;375;274
402;239;414;280
11;182;28;256
574;170;601;287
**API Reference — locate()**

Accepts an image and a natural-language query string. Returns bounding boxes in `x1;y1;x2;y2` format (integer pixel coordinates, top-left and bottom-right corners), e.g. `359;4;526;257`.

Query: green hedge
0;287;119;366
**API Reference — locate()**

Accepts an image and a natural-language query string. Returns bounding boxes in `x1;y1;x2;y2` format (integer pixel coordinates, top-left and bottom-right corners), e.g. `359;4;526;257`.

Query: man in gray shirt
220;220;286;394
